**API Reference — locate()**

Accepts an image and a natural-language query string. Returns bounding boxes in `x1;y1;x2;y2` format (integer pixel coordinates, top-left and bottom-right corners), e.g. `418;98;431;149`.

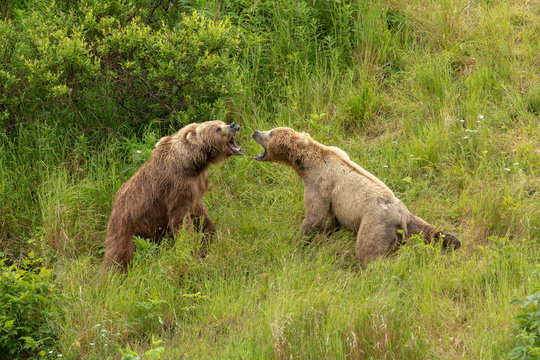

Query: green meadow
0;0;538;359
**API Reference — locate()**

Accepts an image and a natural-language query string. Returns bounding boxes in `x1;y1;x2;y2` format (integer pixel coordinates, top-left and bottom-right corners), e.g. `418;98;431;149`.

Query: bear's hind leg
434;232;461;250
355;220;399;268
407;215;461;249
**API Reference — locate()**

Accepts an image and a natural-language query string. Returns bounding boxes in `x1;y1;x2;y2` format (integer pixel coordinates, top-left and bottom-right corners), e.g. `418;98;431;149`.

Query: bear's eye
215;127;222;134
269;132;274;138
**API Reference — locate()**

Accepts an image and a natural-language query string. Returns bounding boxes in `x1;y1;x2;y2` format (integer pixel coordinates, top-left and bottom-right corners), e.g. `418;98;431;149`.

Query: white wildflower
382;165;389;168
476;120;480;124
392;141;398;144
505;168;510;172
410;154;414;157
136;150;142;154
463;136;469;139
513;162;519;166
459;119;465;123
478;114;484;119
90;343;95;346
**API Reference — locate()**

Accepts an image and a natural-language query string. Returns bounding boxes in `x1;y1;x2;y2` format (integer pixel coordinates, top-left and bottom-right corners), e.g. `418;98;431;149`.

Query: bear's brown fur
252;127;460;267
103;121;243;270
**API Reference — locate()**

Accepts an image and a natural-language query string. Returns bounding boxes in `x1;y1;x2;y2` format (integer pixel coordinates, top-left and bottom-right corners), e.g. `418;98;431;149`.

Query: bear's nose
252;130;260;135
229;122;239;131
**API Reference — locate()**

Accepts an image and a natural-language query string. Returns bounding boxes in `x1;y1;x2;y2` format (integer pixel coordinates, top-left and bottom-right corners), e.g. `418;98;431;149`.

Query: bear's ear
155;136;170;147
185;129;198;144
300;132;311;138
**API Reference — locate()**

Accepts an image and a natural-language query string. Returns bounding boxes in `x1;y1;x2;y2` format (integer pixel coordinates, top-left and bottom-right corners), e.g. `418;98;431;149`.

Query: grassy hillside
0;0;538;359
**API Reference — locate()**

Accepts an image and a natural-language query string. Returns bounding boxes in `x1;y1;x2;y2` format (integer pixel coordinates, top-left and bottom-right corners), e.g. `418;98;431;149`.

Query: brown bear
251;127;460;267
103;121;243;270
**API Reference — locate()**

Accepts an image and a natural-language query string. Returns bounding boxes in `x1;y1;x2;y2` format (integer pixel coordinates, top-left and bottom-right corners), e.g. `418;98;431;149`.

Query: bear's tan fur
103;121;242;270
252;127;460;267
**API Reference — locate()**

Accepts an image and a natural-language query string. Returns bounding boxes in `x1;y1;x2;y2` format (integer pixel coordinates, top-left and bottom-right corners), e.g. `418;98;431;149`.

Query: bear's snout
229;122;240;131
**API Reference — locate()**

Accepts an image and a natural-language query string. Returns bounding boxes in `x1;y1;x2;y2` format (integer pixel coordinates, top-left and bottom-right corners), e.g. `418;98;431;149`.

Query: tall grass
0;0;538;358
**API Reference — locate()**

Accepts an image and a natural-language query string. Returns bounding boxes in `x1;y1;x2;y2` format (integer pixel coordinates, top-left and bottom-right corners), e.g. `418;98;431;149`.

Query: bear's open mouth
254;146;266;161
251;131;267;161
228;135;243;155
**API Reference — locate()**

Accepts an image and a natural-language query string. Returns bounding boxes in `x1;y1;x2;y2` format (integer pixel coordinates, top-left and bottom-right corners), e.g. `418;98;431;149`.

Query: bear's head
172;121;243;174
183;120;242;157
251;127;319;172
200;120;242;157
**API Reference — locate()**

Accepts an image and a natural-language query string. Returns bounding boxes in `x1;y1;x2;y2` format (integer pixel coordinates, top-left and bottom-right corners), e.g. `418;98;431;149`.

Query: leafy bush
116;336;165;360
0;0;240;127
98;11;240;121
0;252;61;359
132;236;159;263
506;267;540;360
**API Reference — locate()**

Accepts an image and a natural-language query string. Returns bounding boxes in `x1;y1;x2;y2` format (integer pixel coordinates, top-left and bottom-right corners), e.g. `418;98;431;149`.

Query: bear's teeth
254;149;266;160
228;138;243;155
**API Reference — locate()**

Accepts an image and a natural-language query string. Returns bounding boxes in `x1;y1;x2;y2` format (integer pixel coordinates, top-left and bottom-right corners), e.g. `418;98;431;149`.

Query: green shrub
0;19;21;125
0;0;240;128
506;267;540;360
0;252;61;359
98;11;240;122
116;336;165;360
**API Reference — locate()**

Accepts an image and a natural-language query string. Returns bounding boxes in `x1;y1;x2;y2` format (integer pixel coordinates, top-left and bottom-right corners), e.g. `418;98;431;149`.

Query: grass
0;0;538;358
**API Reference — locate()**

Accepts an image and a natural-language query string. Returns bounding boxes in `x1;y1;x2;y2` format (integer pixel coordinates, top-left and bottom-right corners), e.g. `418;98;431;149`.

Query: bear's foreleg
297;191;331;244
324;214;341;235
167;202;194;234
191;201;216;235
103;233;135;270
191;201;216;258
